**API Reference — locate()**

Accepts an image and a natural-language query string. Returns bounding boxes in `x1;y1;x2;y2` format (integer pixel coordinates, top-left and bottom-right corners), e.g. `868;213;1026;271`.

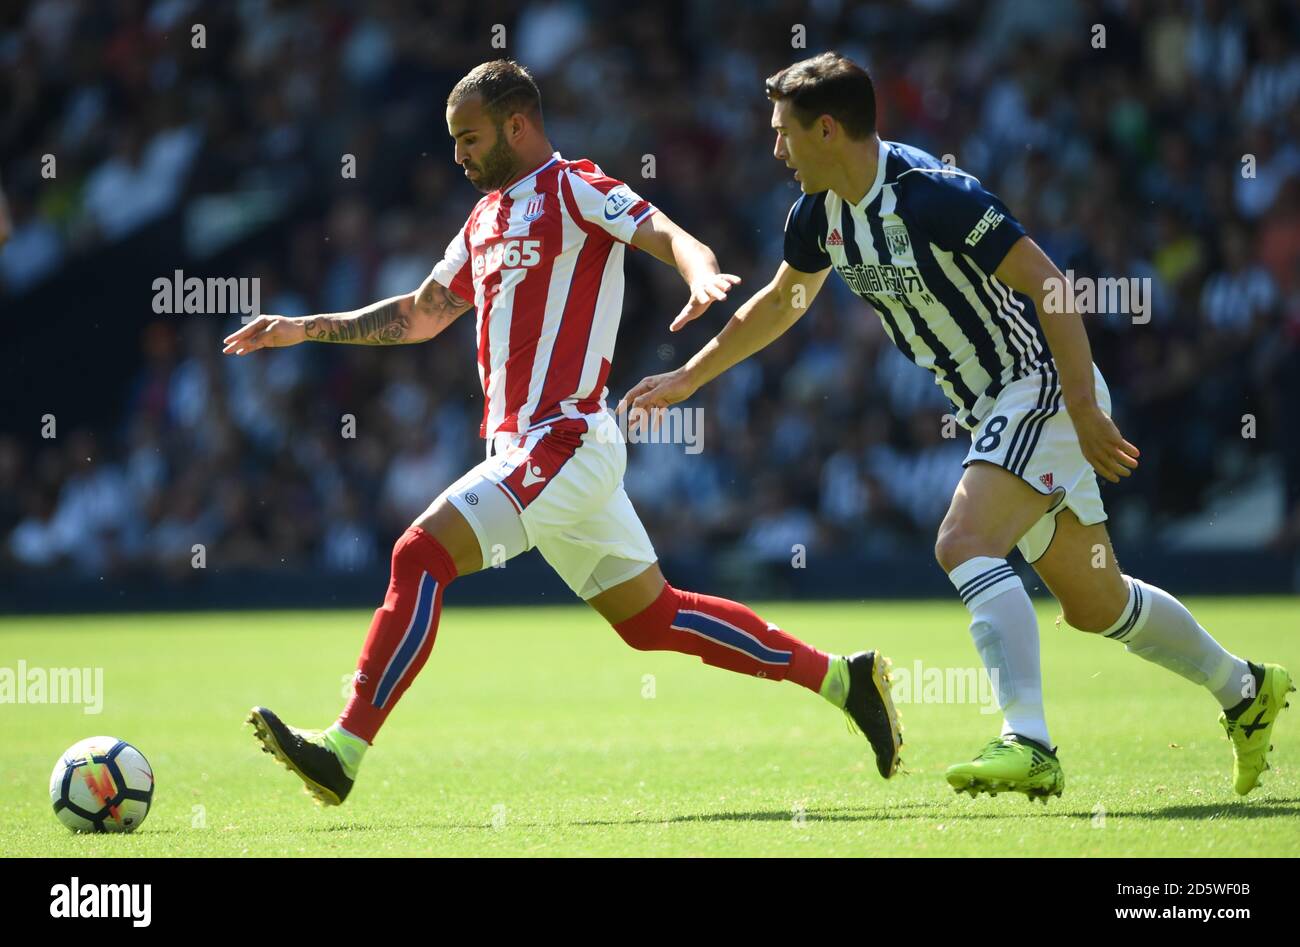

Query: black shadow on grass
295;796;1300;832
1098;796;1300;822
299;801;1075;831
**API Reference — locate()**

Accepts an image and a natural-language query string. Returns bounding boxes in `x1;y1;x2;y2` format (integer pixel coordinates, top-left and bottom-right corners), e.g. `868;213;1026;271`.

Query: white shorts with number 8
962;360;1112;563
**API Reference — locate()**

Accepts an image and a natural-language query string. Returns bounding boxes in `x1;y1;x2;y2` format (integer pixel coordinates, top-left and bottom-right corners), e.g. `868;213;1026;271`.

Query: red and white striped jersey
429;152;656;439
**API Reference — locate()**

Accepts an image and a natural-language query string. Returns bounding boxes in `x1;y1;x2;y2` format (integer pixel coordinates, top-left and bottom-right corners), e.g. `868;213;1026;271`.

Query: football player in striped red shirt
223;60;902;805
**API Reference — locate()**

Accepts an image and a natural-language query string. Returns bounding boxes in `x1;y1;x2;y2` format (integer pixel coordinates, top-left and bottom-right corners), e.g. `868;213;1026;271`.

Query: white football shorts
440;410;657;599
963;361;1112;563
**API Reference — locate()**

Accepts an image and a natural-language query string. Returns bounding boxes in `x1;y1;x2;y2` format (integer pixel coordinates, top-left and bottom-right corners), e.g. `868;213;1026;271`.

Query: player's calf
1084;574;1255;711
1097;575;1289;793
247;524;460;804
337;525;459;746
610;582;829;687
1033;516;1285;793
607;580;902;776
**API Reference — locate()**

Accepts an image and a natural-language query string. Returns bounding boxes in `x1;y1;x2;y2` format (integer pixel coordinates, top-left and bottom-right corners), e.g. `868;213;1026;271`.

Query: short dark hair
448;59;543;126
765;52;876;140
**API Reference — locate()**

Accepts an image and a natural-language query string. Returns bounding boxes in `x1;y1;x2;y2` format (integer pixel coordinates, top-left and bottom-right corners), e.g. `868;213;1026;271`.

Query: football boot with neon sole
946;734;1064;803
247;706;354;806
1221;663;1293;796
843;651;904;778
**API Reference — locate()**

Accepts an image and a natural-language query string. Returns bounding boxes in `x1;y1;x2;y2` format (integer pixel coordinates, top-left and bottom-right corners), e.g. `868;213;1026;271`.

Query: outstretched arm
222;274;471;355
630;211;742;331
617;262;829;416
995;235;1139;482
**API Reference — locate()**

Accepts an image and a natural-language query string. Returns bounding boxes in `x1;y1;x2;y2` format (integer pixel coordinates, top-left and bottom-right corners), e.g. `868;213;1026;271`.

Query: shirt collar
503;151;562;196
848;137;890;209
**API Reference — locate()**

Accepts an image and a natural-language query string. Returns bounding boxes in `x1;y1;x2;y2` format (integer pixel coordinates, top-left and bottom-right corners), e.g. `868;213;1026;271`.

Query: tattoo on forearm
302;283;469;346
414;281;471;326
303;299;410;344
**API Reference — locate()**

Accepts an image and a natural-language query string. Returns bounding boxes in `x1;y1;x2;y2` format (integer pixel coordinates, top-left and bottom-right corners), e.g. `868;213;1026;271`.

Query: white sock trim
1102;576;1149;642
948;556;1023;612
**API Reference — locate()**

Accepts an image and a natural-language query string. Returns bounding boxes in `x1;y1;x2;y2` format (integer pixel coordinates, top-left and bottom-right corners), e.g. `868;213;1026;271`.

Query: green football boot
247;707;355;806
1220;663;1293;796
946;734;1064;803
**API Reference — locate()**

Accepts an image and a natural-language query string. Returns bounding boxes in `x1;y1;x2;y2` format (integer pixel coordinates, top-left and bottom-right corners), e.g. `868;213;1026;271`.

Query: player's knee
390;527;422;570
1059;596;1123;634
613;624;659;651
934;523;992;573
607;580;678;651
611;612;675;652
389;524;459;581
1060;607;1107;634
407;515;481;574
1060;574;1130;633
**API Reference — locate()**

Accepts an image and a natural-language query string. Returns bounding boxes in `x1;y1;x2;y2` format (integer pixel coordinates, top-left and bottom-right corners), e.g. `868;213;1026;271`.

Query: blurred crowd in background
3;0;1300;580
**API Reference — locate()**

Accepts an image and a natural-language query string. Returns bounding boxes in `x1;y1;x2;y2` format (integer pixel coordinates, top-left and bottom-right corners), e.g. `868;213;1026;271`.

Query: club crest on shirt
522;195;546;222
884;224;911;257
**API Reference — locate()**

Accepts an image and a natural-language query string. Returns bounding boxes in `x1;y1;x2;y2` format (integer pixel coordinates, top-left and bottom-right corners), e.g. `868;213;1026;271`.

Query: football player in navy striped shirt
623;52;1289;800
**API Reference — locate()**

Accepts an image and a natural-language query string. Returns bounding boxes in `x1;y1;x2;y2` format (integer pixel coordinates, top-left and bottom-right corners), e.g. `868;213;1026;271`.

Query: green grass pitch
3;598;1298;856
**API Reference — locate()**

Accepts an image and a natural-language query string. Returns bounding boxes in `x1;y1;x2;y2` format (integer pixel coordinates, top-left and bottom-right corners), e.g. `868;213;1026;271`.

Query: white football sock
949;556;1050;747
1102;576;1251;709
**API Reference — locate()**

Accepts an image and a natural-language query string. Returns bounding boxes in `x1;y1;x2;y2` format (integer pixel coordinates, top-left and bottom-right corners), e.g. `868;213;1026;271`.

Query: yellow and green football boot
946;735;1064;803
1220;663;1293;796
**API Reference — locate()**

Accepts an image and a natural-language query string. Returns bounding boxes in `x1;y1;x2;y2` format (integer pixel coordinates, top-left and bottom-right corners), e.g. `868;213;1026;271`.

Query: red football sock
338;526;457;743
612;583;830;690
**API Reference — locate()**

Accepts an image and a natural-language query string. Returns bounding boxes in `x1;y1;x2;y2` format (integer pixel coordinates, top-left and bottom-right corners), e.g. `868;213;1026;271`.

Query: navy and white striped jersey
784;138;1050;429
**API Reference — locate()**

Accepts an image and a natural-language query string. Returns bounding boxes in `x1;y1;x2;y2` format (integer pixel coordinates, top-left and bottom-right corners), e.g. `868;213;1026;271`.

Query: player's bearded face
464;123;519;193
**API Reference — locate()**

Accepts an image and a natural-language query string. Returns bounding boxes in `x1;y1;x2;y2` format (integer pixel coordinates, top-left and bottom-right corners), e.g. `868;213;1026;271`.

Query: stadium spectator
2;0;1297;583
